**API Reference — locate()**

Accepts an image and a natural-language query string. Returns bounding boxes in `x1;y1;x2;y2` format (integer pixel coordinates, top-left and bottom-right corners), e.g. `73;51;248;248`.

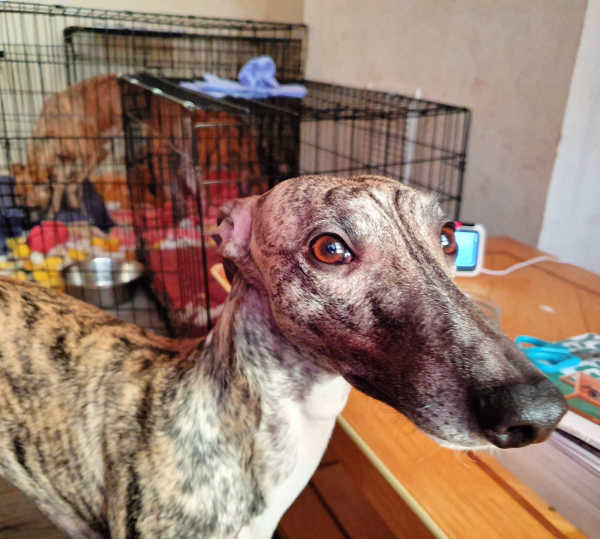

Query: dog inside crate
2;72;469;340
2;11;467;341
2;75;268;338
1;3;309;338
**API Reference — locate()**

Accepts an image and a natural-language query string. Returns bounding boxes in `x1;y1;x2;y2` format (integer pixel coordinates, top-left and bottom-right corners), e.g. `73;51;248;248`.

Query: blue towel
0;176;26;253
53;179;114;232
180;56;307;100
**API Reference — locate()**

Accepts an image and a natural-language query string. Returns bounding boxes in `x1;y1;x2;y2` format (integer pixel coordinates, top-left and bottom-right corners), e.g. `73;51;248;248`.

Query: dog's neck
205;276;339;402
176;275;350;452
171;277;350;537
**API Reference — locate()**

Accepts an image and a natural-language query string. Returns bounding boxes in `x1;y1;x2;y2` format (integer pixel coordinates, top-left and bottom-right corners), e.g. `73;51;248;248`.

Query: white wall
303;0;587;247
34;0;304;23
538;0;600;274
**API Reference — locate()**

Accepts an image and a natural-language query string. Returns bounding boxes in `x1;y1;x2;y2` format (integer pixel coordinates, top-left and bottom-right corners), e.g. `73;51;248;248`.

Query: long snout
470;379;567;448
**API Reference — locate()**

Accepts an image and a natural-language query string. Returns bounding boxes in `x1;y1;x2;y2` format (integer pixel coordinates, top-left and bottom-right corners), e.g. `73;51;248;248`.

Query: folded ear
213;196;259;281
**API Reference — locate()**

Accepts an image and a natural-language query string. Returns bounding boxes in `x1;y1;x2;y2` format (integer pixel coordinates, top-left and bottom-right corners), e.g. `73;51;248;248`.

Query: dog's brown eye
440;223;457;255
311;234;353;265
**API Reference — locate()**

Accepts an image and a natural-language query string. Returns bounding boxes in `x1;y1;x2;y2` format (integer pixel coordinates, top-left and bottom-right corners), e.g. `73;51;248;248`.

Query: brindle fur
0;175;566;538
0;279;275;537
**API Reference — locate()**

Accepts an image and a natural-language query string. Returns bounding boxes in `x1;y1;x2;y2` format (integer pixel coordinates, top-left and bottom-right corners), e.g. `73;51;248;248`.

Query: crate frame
0;1;470;337
120;73;470;334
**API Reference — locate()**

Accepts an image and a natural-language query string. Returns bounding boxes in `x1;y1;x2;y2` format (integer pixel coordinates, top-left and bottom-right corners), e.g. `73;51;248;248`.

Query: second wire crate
120;73;470;336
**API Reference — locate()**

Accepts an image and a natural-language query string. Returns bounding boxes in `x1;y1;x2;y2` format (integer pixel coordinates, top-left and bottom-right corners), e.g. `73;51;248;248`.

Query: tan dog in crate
11;74;262;219
10;74;122;217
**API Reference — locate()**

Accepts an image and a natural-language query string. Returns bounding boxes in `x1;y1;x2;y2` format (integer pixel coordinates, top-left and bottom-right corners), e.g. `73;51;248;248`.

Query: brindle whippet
0;175;566;538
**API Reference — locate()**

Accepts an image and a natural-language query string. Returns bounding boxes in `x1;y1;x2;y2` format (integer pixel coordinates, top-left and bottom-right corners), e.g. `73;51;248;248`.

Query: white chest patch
238;375;351;539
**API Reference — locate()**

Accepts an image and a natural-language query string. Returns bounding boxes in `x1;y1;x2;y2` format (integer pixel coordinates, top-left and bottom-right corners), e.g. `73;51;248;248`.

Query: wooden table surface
339;237;599;539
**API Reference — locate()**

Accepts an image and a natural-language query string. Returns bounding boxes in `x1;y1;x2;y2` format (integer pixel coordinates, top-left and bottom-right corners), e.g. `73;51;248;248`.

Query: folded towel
180;56;307;99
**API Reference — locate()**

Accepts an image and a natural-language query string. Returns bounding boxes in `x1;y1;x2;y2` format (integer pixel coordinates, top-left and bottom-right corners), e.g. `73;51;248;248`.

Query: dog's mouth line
427;433;493;451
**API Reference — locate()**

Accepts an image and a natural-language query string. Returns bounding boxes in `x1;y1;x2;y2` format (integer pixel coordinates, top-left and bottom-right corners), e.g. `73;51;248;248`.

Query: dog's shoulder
0;277;193;373
0;276;118;332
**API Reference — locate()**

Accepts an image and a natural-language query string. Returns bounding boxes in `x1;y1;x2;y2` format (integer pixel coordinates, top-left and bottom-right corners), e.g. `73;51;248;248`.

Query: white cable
481;255;566;276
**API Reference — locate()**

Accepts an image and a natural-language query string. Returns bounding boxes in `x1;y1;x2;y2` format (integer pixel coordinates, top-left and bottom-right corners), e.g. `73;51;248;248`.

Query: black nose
472;379;567;448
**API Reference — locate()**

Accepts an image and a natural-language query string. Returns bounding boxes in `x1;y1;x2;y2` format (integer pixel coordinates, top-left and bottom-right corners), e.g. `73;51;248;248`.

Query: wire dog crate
120;74;266;335
0;2;469;338
120;73;470;335
1;1;306;163
0;1;306;334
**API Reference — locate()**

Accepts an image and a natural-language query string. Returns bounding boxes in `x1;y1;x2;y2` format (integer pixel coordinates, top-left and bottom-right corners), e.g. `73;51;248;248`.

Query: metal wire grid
0;2;469;337
226;80;470;218
0;2;305;334
118;74;469;334
1;1;306;139
120;75;267;335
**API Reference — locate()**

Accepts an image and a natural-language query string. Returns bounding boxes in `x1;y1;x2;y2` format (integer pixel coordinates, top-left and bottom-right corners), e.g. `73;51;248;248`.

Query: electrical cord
481;255;566;276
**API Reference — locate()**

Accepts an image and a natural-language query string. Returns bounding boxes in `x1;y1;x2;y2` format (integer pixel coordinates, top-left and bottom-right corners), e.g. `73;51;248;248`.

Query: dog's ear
9;163;26;177
214;196;258;257
213;196;259;282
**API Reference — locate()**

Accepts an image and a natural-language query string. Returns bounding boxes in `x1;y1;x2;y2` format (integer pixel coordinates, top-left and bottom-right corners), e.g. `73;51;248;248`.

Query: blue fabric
180;56;307;100
515;336;581;373
53;179;114;232
0;177;26;253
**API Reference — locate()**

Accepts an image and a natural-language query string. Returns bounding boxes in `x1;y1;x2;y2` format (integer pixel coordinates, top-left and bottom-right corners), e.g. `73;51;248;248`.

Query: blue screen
455;229;479;271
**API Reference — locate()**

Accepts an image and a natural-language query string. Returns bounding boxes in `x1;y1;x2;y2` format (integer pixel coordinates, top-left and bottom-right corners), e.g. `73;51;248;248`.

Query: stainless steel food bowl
62;257;144;308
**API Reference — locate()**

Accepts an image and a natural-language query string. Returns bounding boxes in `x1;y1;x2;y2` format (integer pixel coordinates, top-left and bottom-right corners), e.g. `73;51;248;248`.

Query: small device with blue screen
454;223;486;276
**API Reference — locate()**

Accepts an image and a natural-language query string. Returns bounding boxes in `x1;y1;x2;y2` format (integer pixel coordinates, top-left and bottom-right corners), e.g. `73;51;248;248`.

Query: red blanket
118;177;240;336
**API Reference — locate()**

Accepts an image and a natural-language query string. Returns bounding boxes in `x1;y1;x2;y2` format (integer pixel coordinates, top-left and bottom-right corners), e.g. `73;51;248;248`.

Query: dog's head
215;175;567;450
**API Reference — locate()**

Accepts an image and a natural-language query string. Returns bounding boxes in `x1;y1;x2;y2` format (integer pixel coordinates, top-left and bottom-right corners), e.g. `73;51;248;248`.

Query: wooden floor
278;459;397;538
0;477;68;538
0;431;406;538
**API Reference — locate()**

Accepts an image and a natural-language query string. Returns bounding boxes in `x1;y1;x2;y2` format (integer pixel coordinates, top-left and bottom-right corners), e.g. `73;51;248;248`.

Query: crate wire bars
120;74;470;335
1;1;306;161
0;1;306;334
1;1;470;337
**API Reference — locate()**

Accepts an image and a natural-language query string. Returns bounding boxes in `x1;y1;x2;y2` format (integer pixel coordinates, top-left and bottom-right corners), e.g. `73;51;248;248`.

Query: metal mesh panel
121;75;266;336
119;74;469;335
0;2;469;337
0;2;305;334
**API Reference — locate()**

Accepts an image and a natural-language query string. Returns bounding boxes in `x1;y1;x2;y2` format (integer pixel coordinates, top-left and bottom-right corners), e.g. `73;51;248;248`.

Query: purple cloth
180;56;307;99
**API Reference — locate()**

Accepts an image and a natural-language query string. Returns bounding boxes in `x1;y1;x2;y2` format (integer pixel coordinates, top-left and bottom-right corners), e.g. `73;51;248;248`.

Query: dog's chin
425;432;493;451
403;409;493;451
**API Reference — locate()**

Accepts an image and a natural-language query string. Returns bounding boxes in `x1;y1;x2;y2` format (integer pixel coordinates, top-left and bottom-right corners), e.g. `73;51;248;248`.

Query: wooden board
457;237;600;340
325;425;434;538
0;477;68;539
312;463;397;539
278;484;347;539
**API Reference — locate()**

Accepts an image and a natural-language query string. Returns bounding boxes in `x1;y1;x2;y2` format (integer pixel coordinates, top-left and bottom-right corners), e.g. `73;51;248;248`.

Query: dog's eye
310;234;353;265
440;222;457;255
